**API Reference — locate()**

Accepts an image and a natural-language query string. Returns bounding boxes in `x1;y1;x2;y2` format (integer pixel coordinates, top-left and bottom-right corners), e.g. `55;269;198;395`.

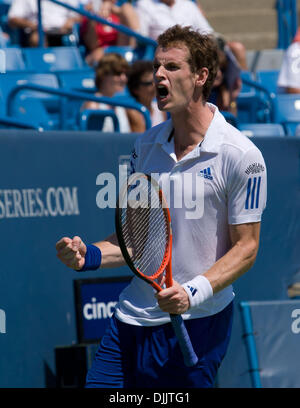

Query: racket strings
120;180;169;278
121;207;168;276
128;211;167;276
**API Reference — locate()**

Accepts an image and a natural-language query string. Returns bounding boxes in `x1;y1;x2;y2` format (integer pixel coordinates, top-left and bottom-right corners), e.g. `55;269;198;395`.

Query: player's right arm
56;236;87;270
93;234;126;268
56;140;140;272
55;234;126;271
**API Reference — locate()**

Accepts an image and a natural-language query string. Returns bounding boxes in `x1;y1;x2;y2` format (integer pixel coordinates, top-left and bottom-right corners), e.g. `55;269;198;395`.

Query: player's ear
195;67;209;87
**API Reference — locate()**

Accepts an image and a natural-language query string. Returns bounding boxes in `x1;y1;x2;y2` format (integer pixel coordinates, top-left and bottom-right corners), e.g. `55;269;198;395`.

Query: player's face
153;45;199;113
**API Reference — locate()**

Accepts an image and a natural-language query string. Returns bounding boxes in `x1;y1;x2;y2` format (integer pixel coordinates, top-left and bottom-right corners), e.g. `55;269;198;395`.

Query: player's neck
170;102;213;160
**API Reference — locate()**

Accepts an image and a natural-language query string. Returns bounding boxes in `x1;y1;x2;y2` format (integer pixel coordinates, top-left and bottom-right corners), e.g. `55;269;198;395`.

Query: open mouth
157;85;169;99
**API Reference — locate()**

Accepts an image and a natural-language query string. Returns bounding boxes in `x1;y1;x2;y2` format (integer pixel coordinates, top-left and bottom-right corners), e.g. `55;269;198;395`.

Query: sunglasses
139;80;154;87
113;71;127;76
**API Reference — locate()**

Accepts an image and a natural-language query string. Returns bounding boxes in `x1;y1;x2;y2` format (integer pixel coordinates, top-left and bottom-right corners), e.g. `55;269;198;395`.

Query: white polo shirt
8;0;84;31
277;42;300;90
115;104;267;326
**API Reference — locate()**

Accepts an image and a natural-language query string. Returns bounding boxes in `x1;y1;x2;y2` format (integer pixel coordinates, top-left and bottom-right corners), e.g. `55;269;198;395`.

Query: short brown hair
95;53;129;89
157;25;219;101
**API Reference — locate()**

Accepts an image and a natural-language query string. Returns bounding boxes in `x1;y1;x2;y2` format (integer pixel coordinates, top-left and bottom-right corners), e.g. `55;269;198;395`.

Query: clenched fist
56;236;87;270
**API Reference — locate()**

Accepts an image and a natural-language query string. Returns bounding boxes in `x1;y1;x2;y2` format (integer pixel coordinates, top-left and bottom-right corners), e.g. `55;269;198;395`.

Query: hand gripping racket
115;173;198;367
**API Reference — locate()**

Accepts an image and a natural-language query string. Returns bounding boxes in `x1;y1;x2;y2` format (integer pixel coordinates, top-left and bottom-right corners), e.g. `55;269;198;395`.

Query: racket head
115;173;172;289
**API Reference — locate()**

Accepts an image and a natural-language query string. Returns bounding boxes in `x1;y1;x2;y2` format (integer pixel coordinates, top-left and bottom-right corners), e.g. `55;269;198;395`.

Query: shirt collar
200;104;226;154
154;103;226;155
154;118;174;145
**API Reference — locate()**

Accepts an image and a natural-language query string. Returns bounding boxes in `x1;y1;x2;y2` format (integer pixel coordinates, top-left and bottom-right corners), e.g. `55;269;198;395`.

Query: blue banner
74;277;131;343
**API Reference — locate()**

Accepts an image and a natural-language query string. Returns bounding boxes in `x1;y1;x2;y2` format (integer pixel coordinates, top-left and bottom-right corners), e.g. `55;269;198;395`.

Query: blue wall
219;136;300;387
0;130;299;387
0;130;137;387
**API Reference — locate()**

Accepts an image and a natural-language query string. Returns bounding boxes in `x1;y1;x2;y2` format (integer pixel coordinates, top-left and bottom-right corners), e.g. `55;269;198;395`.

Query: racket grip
170;314;199;367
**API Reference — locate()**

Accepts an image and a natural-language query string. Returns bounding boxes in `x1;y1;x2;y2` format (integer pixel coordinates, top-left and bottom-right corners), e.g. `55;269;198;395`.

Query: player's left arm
157;222;260;313
203;145;267;295
203;221;260;294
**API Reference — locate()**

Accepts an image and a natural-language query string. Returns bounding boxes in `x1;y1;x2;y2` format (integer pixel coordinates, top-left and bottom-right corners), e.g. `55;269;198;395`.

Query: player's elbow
242;238;259;269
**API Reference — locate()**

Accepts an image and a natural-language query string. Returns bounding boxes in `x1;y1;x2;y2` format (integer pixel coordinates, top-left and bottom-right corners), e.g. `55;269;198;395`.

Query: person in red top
293;27;300;42
80;0;139;66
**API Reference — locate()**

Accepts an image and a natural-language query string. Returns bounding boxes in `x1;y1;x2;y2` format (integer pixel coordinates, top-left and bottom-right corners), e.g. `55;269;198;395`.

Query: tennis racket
115;172;198;367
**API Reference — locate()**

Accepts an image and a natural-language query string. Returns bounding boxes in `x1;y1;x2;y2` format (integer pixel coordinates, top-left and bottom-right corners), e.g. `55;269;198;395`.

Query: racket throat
165;262;173;288
151;280;163;292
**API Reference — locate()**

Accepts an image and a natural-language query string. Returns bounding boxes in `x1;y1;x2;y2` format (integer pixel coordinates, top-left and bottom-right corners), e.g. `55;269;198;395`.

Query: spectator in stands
81;53;138;132
7;0;87;47
277;27;300;94
209;36;242;116
80;0;140;66
126;60;167;132
135;0;247;70
195;1;247;70
136;0;212;41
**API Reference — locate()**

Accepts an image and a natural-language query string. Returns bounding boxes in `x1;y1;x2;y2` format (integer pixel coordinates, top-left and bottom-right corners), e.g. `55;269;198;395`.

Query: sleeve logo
245;163;265;175
245;176;261;209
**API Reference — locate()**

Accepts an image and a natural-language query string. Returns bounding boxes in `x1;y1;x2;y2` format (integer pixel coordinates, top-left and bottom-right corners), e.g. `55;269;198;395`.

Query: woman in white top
277;27;300;94
126;60;167;132
81;53;138;132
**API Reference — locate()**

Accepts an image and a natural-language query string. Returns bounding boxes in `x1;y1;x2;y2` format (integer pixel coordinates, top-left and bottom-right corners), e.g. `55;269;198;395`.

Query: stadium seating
272;94;300;136
104;44;155;63
0;1;295;134
104;46;135;63
2;47;27;71
56;70;96;129
0;113;42;130
248;49;285;73
254;71;281;124
0;72;61;128
11;96;56;129
239;123;286;137
56;69;95;92
237;71;265;124
240;70;255;92
237;71;276;124
255;70;280;96
22;46;88;72
79;109;120;131
0;90;5;116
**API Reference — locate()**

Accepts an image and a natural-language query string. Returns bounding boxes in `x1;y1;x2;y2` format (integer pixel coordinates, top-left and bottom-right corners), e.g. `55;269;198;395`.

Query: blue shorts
85;301;233;388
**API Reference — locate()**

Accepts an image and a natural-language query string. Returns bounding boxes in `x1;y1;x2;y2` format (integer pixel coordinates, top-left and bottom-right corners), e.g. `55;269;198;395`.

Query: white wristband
182;275;213;309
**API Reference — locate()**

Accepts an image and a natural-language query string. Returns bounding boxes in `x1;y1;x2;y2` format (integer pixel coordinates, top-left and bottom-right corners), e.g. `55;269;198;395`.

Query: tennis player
56;25;267;388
